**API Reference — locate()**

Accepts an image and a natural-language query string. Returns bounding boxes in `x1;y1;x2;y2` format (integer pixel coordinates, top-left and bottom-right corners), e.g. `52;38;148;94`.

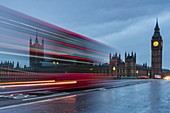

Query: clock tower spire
151;18;163;78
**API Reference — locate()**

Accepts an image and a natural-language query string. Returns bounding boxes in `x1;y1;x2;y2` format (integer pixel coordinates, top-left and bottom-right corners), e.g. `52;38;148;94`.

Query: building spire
30;37;32;46
109;53;111;60
152;18;162;39
125;52;127;58
35;30;39;43
154;18;160;32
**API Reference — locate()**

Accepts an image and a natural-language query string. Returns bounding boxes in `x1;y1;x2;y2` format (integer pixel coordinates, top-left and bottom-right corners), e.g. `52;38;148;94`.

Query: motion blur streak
0;51;93;64
0;81;77;88
0;80;56;85
0;15;106;56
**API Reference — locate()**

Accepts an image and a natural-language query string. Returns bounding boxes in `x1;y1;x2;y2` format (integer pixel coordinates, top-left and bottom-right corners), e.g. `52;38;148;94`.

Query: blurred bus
0;5;116;90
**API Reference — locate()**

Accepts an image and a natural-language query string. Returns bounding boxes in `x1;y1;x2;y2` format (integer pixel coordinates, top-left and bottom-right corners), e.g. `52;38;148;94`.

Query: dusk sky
1;0;170;69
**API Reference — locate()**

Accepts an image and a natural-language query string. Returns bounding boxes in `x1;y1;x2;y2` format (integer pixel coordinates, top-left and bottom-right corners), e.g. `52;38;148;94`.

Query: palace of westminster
108;19;166;78
0;19;169;78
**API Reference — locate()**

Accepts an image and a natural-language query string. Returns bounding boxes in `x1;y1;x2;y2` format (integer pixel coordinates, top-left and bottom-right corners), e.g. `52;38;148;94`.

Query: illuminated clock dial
153;41;159;47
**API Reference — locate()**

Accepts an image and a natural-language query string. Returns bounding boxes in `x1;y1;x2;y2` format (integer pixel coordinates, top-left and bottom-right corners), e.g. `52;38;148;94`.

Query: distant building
136;63;151;78
151;19;163;77
109;53;125;77
109;52;150;78
29;31;44;68
162;69;170;77
125;52;136;77
0;61;14;69
0;61;21;75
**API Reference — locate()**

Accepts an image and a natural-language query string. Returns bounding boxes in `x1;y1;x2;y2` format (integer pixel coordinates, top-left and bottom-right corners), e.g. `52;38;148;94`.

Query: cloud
70;9;170;68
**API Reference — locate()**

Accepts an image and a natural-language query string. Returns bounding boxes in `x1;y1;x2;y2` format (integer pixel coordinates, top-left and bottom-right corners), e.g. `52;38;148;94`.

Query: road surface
0;79;169;113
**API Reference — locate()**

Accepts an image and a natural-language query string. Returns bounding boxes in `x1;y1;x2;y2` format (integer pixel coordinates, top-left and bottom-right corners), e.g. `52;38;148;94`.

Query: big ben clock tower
151;19;163;78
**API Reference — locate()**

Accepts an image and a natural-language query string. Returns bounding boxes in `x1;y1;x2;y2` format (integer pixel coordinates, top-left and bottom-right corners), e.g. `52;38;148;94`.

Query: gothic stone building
109;52;150;78
29;32;44;68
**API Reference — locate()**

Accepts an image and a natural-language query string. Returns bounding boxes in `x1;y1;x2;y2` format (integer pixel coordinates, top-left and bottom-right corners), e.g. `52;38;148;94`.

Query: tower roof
30;37;32;42
152;18;162;39
35;30;39;44
154;18;160;31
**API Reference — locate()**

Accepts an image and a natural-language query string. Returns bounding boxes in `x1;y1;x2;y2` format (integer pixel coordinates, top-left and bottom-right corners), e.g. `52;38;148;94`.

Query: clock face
153;41;159;47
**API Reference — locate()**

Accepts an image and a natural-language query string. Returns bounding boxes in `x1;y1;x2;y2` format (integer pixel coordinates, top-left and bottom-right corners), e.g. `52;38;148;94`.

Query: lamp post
148;72;150;78
136;70;139;77
112;66;117;78
112;66;116;71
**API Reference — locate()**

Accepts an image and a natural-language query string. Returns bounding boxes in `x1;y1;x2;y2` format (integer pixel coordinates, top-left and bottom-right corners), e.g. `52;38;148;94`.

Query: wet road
0;79;170;113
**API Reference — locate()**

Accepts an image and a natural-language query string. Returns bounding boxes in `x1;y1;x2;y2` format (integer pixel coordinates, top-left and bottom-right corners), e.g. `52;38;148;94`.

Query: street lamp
136;70;139;74
148;72;150;76
53;61;59;65
52;61;56;64
89;68;93;71
112;66;116;71
136;70;139;77
112;66;117;78
148;72;150;78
